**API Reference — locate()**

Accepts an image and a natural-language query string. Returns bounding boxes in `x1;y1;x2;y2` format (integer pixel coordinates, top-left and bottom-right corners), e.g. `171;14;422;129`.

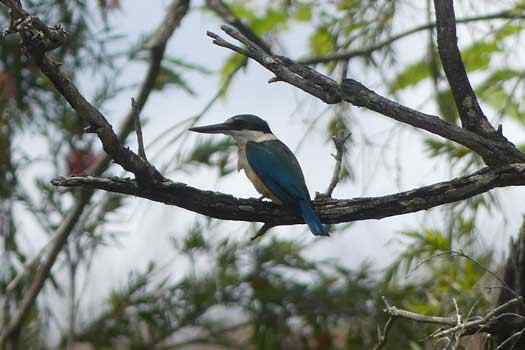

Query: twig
432;297;523;339
372;316;396;350
496;328;525;350
447;298;462;350
384;302;457;326
381;296;524;347
299;10;525;65
372;297;397;350
205;0;271;54
132;97;148;162
410;250;518;299
324;132;351;197
5;234;58;293
250;223;275;241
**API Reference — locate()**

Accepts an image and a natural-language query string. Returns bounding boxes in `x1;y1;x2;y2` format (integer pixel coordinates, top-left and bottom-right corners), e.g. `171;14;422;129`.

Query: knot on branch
340;79;372;107
9;16;67;53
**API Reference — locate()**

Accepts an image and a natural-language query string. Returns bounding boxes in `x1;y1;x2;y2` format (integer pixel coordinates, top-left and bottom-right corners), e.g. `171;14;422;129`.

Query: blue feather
246;140;327;236
298;200;328;236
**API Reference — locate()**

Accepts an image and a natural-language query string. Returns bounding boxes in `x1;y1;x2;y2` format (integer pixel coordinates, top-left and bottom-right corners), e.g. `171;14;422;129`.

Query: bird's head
189;114;273;144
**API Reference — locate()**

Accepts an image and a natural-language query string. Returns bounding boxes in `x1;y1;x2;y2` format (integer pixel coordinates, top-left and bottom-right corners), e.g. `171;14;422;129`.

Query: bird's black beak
189;122;232;134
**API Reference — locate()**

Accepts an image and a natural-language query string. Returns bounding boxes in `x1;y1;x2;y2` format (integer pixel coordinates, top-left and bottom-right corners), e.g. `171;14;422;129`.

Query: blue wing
246;140;327;236
245;140;310;206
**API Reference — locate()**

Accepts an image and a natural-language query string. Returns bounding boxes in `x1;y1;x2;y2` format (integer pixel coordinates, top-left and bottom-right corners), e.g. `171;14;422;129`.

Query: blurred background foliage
1;0;525;349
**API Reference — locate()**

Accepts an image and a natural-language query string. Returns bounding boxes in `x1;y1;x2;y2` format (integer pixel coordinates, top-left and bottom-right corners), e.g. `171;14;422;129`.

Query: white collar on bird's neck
227;130;277;146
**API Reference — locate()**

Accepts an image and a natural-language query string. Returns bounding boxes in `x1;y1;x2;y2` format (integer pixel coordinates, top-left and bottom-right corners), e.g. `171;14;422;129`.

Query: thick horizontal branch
299;10;525;65
207;26;525;166
52;164;525;226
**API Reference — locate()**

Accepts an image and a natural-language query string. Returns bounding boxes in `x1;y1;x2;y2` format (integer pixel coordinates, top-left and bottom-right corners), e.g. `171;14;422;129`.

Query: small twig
324;132;351;197
381;296;524;345
132;97;148;162
206;30;251;57
432;297;523;339
298;9;525;65
372;297;397;350
495;328;525;350
251;223;275;241
384;302;457;326
410;250;519;299
5;235;58;293
447;298;462;350
205;0;272;54
372;316;396;350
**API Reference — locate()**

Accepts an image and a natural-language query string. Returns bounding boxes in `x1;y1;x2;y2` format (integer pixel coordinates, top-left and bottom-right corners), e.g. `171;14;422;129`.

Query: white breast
236;143;282;204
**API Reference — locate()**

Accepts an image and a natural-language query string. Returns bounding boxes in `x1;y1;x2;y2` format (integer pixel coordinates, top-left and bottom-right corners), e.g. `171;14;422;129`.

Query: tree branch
324;132;351;198
381;297;524;343
299;10;525;65
433;0;497;137
205;0;271;54
132;97;148;162
373;299;397;350
0;0;190;344
207;25;525;166
52;164;525;226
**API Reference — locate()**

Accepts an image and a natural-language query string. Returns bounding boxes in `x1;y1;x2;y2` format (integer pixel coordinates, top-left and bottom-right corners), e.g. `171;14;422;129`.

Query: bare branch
132;97;148;162
496;328;525;350
207;26;525;166
299;10;525;65
205;0;271;54
324;132;351;197
382;297;524;343
372;316;396;350
432;298;524;339
385;303;457;326
373;298;397;350
52;164;525;226
433;0;498;138
251;223;275;241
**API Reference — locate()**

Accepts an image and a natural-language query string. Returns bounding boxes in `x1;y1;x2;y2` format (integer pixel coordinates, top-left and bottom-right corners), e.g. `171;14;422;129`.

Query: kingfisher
189;114;328;236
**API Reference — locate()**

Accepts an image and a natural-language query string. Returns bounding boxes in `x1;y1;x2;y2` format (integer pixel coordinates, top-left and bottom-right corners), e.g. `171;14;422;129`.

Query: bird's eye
231;119;243;129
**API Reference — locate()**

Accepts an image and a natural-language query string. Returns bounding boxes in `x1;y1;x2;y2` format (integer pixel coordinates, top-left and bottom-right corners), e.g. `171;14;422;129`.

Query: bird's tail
298;200;328;236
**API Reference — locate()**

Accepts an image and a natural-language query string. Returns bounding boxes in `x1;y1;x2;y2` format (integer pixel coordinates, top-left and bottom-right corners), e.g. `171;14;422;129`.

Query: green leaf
229;3;257;22
436;89;459;123
154;66;196;95
390;60;430;93
309;27;336;56
165;57;212;74
337;0;362;11
424;138;471;161
462;41;499;72
252;8;288;35
293;4;312;22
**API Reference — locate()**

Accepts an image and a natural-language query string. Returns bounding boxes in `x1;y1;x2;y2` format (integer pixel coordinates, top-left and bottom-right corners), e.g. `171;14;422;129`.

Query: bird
189;114;328;236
